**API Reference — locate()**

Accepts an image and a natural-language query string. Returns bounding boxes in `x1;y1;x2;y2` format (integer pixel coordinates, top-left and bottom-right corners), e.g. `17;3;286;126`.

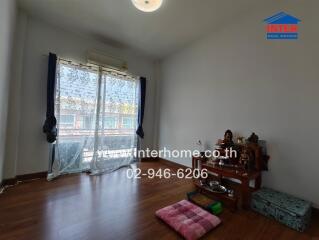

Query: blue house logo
264;12;301;40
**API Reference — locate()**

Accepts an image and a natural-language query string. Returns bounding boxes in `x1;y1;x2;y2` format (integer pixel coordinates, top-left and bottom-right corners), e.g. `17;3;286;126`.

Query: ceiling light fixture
131;0;163;12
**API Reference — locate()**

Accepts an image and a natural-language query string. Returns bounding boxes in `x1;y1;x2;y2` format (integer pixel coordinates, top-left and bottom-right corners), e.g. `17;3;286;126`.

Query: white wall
158;1;319;206
4;12;157;178
0;0;16;182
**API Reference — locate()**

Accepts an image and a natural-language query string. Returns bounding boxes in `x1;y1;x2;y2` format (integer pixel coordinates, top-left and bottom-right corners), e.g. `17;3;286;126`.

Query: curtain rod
41;54;137;78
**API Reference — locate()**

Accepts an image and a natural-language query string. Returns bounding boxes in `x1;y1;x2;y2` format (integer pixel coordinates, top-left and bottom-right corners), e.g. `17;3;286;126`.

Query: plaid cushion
156;200;221;240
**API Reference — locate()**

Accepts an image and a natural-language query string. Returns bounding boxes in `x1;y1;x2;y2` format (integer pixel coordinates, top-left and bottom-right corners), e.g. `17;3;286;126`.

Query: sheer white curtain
48;60;138;180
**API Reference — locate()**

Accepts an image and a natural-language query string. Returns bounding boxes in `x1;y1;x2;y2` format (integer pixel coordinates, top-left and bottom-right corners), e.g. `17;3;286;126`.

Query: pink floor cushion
156;200;221;240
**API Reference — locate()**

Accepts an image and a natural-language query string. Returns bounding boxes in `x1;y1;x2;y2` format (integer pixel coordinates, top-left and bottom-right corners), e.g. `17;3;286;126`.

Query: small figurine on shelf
216;130;240;165
217;129;235;148
247;132;259;144
224;129;234;147
237;136;245;145
239;146;250;170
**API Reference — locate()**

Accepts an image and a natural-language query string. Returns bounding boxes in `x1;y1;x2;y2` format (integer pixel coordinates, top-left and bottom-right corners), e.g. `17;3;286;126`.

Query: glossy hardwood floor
0;161;318;240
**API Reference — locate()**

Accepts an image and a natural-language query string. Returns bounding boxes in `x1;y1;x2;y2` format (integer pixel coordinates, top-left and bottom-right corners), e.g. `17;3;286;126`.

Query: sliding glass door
90;70;138;174
49;60;138;179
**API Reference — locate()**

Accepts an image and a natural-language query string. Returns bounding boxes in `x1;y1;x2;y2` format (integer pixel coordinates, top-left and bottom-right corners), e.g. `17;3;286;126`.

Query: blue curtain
136;77;146;138
43;53;57;143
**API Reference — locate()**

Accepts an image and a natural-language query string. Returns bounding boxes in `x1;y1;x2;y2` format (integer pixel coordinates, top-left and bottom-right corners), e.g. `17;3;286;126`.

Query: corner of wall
0;0;17;182
3;8;28;180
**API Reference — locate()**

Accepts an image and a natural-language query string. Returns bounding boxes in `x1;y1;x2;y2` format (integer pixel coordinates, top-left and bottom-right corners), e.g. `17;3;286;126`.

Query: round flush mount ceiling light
131;0;163;12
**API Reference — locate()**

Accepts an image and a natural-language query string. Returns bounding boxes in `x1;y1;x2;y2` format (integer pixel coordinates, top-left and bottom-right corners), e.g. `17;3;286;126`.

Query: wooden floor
0;161;318;240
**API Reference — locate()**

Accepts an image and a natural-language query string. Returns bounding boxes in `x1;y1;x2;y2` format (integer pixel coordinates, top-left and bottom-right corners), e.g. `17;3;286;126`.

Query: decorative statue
248;132;259;144
239;147;250;169
222;129;234;148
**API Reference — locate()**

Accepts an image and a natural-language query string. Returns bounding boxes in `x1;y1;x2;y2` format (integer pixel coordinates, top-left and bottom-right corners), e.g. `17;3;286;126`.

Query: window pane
60;114;75;127
79;116;94;129
104;116;117;129
122;117;134;129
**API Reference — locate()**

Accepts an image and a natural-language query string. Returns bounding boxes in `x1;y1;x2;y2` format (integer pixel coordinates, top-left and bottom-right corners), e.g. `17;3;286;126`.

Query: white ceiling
18;0;266;59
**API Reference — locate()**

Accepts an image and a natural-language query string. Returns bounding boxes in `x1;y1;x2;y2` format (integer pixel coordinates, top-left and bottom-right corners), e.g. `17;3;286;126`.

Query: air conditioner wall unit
87;50;127;71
